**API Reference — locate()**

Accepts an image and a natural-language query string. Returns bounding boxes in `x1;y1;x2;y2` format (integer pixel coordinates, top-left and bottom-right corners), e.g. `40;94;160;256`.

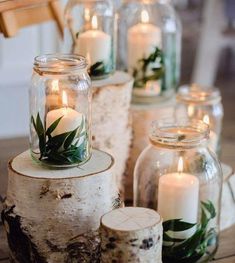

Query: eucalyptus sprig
162;201;217;263
133;47;165;88
89;61;106;77
31;113;88;165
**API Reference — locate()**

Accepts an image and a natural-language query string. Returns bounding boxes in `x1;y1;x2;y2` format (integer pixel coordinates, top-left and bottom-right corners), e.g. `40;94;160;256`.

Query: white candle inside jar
46;90;83;137
127;9;162;75
75;15;111;66
203;115;218;152
158;157;199;238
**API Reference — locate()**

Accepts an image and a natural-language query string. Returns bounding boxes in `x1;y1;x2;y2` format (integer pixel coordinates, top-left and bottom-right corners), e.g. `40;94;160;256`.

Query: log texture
125;99;176;200
92;71;133;195
100;207;162;263
2;150;120;263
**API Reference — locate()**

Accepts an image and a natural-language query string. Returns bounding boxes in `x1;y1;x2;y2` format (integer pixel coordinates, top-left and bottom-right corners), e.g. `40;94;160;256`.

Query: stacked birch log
2;150;120;262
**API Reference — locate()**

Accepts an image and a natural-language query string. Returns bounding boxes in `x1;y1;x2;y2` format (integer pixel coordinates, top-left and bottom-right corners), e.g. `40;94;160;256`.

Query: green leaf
89;61;106;76
47;131;70;150
201;201;216;219
36;113;44;136
163;219;196;232
46;116;63;136
64;127;78;149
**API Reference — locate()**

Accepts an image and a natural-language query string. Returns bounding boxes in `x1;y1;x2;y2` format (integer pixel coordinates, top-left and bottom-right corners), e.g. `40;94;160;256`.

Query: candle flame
203;115;210;126
51;80;59;92
62;90;68;107
141;9;149;23
187;105;194;117
84;8;90;21
178;157;184;173
92;15;98;30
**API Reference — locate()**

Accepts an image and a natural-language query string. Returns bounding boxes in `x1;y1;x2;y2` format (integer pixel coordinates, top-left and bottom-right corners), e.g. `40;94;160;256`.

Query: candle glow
141;10;149;23
92;15;98;30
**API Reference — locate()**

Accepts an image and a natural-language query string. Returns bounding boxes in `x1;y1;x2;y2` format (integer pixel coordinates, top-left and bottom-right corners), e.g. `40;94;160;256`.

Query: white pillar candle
46;91;83;137
158;157;199;239
127;10;161;75
75;15;111;66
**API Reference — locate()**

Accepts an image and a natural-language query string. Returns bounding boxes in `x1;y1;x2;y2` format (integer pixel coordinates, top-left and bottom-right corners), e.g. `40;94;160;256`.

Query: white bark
92;71;133;195
2;150;120;263
125;98;176;200
100;207;162;263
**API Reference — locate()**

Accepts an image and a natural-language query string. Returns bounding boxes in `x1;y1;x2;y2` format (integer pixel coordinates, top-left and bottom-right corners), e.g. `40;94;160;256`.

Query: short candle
75;15;111;66
158;157;199;238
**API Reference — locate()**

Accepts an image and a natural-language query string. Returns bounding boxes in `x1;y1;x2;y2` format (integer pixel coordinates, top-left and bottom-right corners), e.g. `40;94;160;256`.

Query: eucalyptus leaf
46;116;63;136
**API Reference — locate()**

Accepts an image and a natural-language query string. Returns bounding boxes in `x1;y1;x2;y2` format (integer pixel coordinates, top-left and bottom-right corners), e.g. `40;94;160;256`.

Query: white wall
0;22;61;139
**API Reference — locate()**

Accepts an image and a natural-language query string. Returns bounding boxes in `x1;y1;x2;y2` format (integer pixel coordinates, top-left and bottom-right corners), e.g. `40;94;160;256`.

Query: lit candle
75;15;111;66
203;115;218;152
46;90;83;137
158;157;199;238
46;80;61;110
127;9;161;75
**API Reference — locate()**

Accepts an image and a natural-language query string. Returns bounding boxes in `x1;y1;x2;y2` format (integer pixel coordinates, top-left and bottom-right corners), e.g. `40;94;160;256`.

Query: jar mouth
150;119;210;148
176;83;221;105
34;54;88;75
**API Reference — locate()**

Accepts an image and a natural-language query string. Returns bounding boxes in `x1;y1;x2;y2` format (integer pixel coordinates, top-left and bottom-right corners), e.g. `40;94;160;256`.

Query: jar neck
34;54;88;76
150;119;209;150
177;84;222;106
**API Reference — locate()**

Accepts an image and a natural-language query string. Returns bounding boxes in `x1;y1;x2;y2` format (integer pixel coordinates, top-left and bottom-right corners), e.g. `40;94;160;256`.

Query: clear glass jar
117;0;182;103
176;84;224;155
64;0;115;80
134;119;222;262
29;54;92;167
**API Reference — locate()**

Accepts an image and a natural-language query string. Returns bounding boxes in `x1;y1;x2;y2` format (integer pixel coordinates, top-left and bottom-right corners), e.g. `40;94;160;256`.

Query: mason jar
29;54;92;167
176;84;224;155
64;0;116;79
117;0;182;103
134;119;222;262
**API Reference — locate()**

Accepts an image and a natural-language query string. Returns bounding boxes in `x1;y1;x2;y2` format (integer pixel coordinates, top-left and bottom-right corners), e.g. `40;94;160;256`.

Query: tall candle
158;157;199;239
127;9;161;74
46;91;83;137
75;15;111;66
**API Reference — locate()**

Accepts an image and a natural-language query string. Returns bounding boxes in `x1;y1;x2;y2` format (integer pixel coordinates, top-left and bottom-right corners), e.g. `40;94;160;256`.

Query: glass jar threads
65;0;115;79
29;54;92;167
117;0;182;102
176;84;224;154
134;119;222;263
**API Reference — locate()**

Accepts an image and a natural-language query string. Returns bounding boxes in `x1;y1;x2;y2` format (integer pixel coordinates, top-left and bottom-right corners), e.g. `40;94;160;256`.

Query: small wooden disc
101;207;161;232
10;149;113;179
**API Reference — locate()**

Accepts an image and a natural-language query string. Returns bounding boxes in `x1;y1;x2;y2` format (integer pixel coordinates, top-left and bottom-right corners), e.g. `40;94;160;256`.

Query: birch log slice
125;98;176;200
2;150;120;263
100;207;162;263
92;71;133;196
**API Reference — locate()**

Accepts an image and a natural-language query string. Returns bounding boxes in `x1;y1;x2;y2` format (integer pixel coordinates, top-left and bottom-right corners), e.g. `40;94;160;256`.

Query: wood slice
92;71;133;196
100;207;162;263
2;150;120;263
125;98;176;200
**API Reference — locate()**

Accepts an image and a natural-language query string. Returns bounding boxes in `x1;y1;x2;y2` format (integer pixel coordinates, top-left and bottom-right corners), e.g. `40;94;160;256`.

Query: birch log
92;71;133;195
100;207;162;263
125;98;176;200
2;150;120;263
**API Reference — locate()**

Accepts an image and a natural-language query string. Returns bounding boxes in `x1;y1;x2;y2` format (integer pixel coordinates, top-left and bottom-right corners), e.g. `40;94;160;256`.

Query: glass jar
29;54;92;167
117;0;182;103
176;84;224;155
134;119;222;262
64;0;115;80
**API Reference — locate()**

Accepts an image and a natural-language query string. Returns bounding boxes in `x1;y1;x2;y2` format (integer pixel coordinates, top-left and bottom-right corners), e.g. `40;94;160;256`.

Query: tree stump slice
125;98;176;200
2;149;120;263
92;71;133;195
100;207;162;263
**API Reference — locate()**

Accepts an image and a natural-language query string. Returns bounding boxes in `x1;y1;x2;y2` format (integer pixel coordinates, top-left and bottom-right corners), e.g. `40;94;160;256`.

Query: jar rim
176;83;221;105
34;54;88;75
150;119;210;149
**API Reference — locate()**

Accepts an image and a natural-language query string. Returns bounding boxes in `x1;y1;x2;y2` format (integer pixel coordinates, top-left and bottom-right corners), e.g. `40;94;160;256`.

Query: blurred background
0;0;234;143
